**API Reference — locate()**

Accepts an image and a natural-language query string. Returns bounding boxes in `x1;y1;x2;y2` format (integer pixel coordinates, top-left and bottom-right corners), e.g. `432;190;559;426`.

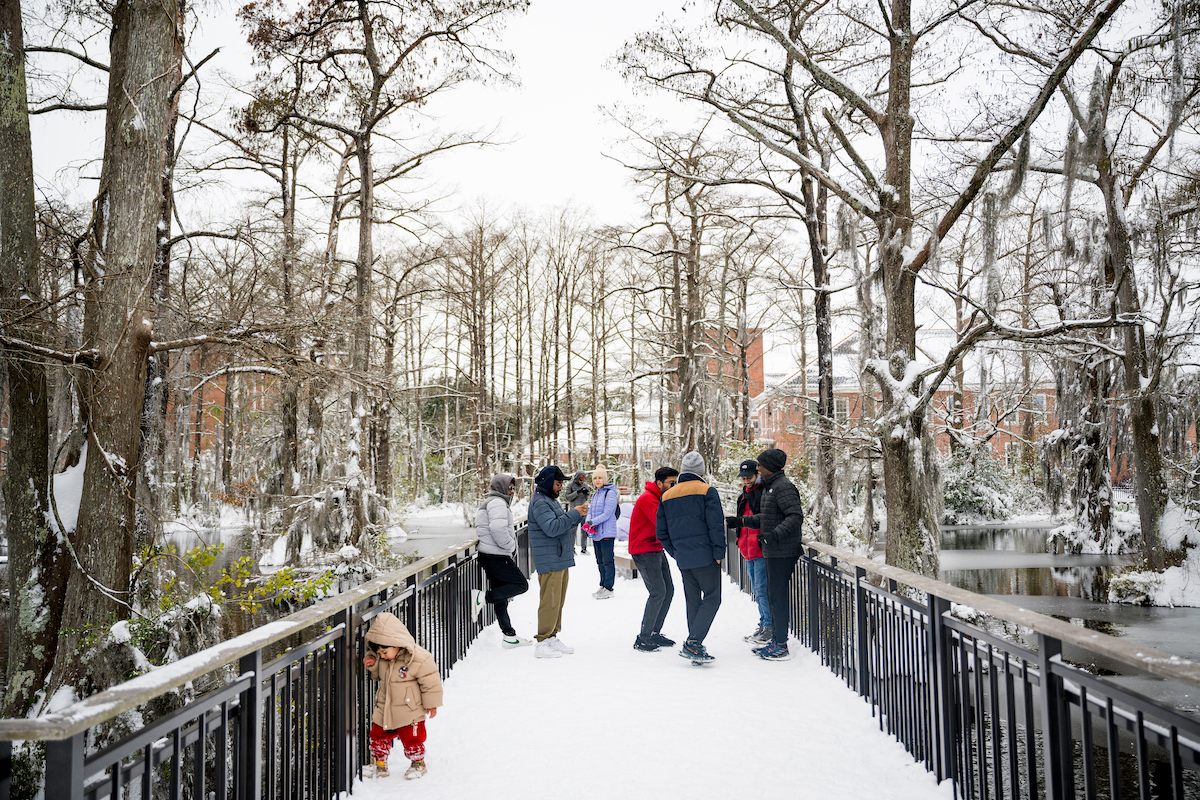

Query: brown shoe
374;759;389;778
404;760;427;780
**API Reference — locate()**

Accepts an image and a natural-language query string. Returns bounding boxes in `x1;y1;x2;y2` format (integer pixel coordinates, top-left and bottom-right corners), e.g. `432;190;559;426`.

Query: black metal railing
721;537;1200;800
0;526;513;800
6;519;1200;800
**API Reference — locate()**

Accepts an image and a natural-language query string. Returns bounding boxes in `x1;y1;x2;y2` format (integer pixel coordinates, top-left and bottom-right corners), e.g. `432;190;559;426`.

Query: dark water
939;523;1200;716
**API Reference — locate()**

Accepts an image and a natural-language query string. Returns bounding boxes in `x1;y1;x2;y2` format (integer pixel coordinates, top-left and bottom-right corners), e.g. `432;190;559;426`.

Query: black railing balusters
1169;725;1184;800
281;665;293;800
1106;697;1121;800
856;568;870;698
1135;710;1150;800
1038;637;1070;800
1003;654;1018;800
989;644;1002;800
974;637;989;800
1023;659;1038;800
193;706;207;800
1081;685;1096;799
957;634;977;800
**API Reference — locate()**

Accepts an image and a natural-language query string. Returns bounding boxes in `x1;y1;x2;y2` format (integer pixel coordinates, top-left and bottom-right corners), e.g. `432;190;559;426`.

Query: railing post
927;593;956;784
1038;634;1071;800
44;732;85;800
806;547;819;653
1;739;11;800
237;650;263;800
854;566;870;698
335;606;355;793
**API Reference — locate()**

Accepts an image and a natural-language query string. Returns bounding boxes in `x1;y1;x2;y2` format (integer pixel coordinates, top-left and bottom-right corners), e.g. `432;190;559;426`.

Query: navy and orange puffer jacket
655;474;726;570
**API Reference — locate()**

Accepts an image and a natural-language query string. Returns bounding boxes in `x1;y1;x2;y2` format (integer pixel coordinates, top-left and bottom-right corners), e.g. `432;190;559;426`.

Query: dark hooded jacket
529;466;583;574
741;469;805;558
561;472;590;509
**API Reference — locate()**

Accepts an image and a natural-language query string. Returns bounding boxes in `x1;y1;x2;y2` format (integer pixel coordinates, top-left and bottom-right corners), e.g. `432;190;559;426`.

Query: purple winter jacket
585;483;619;540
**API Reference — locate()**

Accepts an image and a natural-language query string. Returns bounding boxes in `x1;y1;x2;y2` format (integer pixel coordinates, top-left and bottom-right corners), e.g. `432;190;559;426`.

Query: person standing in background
628;466;679;651
729;448;804;662
585;464;620;599
729;459;770;645
472;473;532;648
562;471;591;553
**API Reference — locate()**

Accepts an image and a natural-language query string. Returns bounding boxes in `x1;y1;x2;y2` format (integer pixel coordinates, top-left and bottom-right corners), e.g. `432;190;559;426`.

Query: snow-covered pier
4;531;1200;800
353;574;951;800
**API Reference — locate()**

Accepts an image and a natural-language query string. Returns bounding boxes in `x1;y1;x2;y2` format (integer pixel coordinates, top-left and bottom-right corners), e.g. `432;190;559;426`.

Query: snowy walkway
354;566;954;800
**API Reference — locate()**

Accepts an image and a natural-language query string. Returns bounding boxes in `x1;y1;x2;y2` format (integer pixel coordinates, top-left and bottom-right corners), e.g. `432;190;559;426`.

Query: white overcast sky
30;0;696;223
27;0;800;375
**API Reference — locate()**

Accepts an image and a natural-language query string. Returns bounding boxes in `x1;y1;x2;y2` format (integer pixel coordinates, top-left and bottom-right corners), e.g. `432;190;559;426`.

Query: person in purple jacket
585;464;620;599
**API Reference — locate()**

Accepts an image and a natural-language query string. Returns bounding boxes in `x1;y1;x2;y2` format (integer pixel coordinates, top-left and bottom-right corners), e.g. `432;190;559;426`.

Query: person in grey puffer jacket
562;471;591;553
473;474;531;648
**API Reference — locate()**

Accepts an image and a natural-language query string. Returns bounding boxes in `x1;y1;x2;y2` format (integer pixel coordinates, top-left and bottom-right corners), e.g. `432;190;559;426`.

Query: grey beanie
680;451;706;476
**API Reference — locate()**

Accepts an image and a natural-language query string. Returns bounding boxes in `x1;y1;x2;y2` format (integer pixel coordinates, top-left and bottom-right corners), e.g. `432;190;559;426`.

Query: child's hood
365;611;417;653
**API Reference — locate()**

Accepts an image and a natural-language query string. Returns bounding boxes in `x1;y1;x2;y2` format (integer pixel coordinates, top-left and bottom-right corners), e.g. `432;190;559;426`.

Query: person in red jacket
628;466;679;652
732;459;770;644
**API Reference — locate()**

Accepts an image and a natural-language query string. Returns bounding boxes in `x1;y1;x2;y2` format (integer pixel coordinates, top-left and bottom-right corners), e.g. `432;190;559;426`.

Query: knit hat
592;464;609;483
680;451;706;476
757;448;786;473
737;459;759;477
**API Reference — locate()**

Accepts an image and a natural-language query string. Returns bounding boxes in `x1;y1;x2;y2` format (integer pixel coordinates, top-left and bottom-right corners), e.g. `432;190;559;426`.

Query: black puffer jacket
741;470;804;558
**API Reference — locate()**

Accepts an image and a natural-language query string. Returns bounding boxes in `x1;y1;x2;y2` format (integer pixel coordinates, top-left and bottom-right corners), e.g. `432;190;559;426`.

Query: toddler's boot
405;760;427;780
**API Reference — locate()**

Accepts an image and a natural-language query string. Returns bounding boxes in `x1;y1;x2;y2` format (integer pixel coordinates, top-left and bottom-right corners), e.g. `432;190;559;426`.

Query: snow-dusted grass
353;566;953;800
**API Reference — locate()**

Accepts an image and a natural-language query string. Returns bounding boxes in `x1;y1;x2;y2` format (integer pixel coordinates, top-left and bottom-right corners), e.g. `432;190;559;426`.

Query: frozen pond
940;524;1200;717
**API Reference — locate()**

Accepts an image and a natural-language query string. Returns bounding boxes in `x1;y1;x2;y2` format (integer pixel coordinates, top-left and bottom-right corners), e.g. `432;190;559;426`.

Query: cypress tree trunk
52;0;183;694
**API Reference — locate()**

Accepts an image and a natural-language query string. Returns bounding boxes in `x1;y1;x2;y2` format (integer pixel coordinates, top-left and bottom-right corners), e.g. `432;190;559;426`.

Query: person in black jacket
727;448;803;661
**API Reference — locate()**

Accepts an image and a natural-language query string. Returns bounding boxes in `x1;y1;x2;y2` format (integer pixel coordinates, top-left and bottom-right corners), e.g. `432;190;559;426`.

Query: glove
725;515;741;530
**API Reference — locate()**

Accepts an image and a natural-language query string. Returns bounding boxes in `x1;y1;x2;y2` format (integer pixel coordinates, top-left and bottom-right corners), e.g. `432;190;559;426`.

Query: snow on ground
353;566;953;800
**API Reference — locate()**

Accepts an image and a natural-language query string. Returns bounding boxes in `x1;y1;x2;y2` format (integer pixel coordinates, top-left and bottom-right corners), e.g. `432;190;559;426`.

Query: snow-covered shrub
1109;502;1200;606
942;450;1021;523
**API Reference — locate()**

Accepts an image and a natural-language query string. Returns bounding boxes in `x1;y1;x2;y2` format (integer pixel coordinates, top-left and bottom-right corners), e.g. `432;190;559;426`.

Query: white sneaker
548;636;574;654
502;634;533;649
535;639;563;658
470;589;485;620
594;587;613;600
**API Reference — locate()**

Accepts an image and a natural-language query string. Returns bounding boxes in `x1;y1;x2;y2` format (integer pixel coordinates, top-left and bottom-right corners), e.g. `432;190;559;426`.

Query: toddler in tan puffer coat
363;612;443;780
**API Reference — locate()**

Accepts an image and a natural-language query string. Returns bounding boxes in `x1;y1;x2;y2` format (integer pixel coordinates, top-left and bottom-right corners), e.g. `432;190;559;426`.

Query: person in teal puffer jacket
528;465;588;658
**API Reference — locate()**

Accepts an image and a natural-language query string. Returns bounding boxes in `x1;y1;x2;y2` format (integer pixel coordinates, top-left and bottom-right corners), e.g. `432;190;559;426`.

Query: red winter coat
627;481;665;555
736;481;765;560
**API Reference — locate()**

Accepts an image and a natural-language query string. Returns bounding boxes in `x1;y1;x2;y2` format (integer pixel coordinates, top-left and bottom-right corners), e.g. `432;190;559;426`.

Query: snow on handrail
0;536;481;741
800;537;1200;691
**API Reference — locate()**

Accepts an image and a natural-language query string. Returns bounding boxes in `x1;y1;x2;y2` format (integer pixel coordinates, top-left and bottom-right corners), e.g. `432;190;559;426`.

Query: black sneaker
679;640;714;662
633;635;660;652
650;632;675;648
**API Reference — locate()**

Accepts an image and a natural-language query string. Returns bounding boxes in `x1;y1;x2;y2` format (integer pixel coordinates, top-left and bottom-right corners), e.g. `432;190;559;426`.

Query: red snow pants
369;720;426;762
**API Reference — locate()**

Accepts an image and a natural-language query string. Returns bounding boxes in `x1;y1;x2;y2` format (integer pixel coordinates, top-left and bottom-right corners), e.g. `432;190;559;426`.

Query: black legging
764;554;800;646
478;553;529;636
